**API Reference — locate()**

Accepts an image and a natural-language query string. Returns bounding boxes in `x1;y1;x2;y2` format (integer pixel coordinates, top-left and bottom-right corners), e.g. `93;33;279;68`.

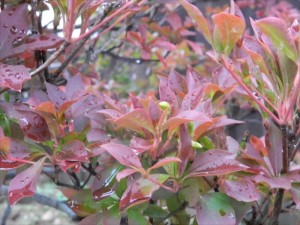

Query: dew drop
3;24;8;28
10;26;18;34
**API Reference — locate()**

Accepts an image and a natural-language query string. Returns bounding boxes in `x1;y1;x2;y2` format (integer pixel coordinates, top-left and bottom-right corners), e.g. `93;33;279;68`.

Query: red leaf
178;125;193;173
45;82;68;108
0;139;31;169
113;109;154;134
8;157;46;205
0;63;30;91
16;109;51;142
265;121;283;176
0;4;29;60
148;99;161;125
222;177;259;202
87;128;110;143
5;34;64;59
188;150;248;177
120;174;168;211
181;87;204;111
55;140;89;172
163;110;211;132
101;143;142;168
168;69;187;97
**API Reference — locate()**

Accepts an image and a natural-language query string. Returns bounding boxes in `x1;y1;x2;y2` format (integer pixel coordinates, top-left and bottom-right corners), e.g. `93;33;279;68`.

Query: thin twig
52;3;116;78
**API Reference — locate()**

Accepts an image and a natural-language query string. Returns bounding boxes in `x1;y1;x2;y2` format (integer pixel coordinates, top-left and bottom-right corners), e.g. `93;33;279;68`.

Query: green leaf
128;208;151;225
196;192;236;225
212;12;245;55
143;204;168;218
254;17;298;62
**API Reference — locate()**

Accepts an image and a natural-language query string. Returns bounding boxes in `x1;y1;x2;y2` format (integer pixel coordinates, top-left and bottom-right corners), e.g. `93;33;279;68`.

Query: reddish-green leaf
148;157;181;172
188;149;248;177
120;174;169;211
0;63;31;91
114;109;154;134
8;157;46;205
254;175;291;189
254;17;298;62
212;12;245;55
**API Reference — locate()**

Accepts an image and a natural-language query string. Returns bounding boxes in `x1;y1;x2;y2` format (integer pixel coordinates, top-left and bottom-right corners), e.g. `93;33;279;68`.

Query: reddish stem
66;0;75;41
283;68;300;124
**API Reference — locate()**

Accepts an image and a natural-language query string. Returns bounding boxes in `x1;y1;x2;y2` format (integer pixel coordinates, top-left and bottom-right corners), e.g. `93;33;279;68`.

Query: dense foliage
0;0;300;225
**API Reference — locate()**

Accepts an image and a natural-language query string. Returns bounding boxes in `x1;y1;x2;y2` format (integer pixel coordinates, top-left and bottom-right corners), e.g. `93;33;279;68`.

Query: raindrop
10;26;18;34
8;11;13;16
228;213;235;220
3;24;8;28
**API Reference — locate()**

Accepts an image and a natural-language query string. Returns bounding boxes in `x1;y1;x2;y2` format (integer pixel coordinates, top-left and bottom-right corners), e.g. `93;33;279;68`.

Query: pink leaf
163;110;211;132
8;157;46;205
149;157;181;172
188;150;248;177
45;83;68;108
159;82;179;115
222;177;259;202
116;168;136;181
0;63;31;91
130;136;152;154
101;143;142;168
254;174;291;189
168;69;187;97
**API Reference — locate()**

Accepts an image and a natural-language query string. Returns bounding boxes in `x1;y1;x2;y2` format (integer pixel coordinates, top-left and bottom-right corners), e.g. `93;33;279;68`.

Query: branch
0;41;70;95
0;185;78;220
101;51;159;64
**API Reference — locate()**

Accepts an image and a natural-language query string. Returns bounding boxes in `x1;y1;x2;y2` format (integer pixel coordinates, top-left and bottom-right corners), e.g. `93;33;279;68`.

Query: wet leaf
179;0;212;44
0;4;29;60
196;192;236;225
113;109;154;134
120;174;169;211
163;110;211;132
222;177;259;202
188;149;248;177
16;109;51;142
254;17;298;62
212;12;245;55
55;140;89;172
101;143;142;168
8;157;46;205
254;174;291;189
0;63;30;91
